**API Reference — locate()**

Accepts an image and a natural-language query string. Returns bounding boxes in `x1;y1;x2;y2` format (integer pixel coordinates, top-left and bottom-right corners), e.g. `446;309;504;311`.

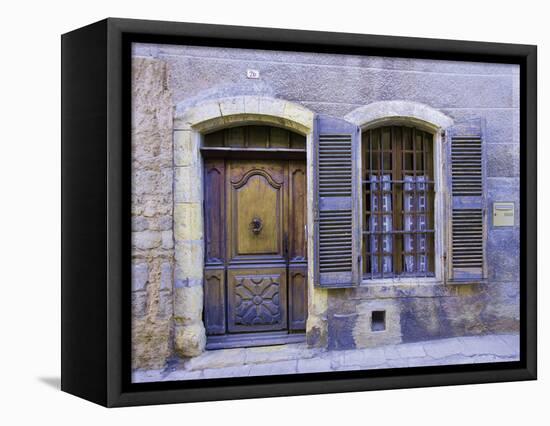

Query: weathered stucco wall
131;57;175;368
131;43;520;365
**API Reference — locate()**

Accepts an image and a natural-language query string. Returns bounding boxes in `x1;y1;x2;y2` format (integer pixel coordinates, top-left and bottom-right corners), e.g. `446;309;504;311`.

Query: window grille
363;126;435;278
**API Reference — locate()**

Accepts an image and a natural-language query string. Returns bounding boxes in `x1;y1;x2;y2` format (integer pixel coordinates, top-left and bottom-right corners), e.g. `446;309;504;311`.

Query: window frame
357;119;446;286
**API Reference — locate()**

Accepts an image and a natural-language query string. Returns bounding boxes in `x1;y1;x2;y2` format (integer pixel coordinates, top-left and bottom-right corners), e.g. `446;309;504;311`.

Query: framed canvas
61;18;537;407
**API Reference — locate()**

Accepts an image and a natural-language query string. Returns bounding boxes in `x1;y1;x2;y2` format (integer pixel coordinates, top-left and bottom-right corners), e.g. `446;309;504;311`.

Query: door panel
289;161;307;261
227;268;288;333
204;268;225;335
204;160;225;264
236;174;280;255
289;267;307;331
228;161;286;264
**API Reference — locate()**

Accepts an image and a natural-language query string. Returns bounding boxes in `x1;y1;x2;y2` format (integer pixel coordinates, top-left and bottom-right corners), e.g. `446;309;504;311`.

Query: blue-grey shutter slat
447;118;487;282
314;115;360;288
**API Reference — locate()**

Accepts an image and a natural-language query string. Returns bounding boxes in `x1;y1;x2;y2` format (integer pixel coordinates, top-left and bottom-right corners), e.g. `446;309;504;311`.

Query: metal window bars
363;126;435;279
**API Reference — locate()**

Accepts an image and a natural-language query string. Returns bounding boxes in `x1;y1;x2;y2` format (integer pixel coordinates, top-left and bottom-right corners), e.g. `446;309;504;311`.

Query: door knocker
250;217;263;235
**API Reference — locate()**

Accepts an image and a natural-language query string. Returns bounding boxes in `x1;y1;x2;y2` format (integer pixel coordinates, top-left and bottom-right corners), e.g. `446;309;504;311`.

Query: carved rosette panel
234;275;281;326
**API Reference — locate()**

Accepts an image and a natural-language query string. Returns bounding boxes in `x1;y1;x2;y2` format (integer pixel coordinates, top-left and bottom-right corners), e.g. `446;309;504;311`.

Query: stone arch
344;100;453;131
174;96;314;134
171;96;317;357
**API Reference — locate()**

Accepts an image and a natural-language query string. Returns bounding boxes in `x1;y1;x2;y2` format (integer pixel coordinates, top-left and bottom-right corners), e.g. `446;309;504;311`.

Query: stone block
174;202;203;241
174;130;200;167
132;129;172;168
282;101;315;127
132;57;173;131
132;169;159;195
173;285;203;324
175;100;222;129
174;323;206;357
174;240;204;281
174;166;202;203
137;195;172;218
132;216;149;232
158;215;173;231
132;263;149;291
259;96;286;117
161;230;174;249
160;262;172;291
219;97;245;116
132;230;162;250
243;96;260;115
132;292;148;318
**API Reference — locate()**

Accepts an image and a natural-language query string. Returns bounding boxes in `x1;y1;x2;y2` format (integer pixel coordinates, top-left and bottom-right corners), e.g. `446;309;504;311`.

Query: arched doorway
201;125;308;349
171;95;321;358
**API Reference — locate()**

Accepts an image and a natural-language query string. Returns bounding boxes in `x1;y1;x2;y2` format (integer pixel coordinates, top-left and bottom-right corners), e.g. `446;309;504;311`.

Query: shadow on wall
38;377;61;390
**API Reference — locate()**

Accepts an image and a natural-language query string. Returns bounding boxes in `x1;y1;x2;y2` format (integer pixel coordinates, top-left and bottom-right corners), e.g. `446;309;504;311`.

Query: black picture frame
61;17;537;407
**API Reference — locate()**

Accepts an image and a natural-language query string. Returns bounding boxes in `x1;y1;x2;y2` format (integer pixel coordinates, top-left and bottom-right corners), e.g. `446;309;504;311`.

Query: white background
0;0;545;423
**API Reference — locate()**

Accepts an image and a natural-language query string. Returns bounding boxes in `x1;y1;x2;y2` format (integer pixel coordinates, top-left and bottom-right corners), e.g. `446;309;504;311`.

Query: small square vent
371;311;386;332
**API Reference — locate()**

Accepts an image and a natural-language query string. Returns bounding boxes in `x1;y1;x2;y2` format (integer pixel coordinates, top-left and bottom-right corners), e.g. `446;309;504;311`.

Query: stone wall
131;57;175;369
131;43;520;363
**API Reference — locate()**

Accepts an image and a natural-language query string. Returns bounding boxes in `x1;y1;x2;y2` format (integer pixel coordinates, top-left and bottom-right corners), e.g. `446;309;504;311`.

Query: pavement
132;333;520;383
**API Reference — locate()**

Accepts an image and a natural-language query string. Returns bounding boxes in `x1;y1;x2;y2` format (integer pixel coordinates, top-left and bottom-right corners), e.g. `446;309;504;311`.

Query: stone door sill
206;331;306;350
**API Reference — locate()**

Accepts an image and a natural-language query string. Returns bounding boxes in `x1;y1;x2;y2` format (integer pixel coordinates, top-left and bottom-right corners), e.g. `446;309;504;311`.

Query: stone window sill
360;277;442;287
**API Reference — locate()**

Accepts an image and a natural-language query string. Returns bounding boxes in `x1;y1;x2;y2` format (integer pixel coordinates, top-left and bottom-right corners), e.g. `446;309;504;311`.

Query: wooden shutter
446;119;487;282
313;115;360;288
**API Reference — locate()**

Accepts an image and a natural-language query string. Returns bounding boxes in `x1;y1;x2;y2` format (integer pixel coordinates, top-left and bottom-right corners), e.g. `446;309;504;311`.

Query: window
362;126;435;279
313;114;486;289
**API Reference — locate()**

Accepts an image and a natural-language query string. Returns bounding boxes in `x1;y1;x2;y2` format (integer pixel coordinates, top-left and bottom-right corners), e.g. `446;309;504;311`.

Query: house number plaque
246;69;260;79
493;202;514;227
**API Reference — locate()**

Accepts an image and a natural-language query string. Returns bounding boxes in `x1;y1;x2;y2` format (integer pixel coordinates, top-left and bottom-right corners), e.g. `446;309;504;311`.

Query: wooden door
204;157;307;345
227;160;288;333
